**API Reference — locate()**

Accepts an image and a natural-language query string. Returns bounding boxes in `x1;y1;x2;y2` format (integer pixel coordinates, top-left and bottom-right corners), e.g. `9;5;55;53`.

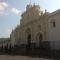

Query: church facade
19;4;49;47
10;4;60;49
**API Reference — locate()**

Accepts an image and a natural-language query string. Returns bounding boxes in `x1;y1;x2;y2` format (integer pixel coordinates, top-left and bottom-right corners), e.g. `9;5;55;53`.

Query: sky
0;0;60;38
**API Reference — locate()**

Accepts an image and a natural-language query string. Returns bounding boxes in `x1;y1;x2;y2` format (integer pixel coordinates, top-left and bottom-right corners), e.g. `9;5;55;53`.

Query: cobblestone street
0;55;52;60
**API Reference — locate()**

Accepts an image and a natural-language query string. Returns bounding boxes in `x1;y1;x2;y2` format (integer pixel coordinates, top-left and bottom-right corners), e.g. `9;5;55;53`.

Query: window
50;19;56;28
53;21;56;27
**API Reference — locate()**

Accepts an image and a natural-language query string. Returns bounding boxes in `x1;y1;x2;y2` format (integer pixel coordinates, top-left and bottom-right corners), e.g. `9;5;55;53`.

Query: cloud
0;2;8;11
0;2;22;16
11;8;22;15
0;2;8;16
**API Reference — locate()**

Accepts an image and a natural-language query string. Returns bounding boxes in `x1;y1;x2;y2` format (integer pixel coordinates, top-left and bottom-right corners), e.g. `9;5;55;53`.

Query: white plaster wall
48;13;60;49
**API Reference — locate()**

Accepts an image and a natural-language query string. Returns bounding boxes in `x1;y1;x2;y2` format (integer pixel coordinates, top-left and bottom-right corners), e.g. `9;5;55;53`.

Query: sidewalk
0;55;53;60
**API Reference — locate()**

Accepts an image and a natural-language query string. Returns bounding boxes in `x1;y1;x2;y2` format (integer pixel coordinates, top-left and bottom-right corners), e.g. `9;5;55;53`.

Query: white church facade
10;4;60;50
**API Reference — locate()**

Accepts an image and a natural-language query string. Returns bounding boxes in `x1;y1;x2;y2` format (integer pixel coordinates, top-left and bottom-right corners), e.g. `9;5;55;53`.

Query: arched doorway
39;34;43;47
27;34;31;47
25;28;31;48
36;32;43;48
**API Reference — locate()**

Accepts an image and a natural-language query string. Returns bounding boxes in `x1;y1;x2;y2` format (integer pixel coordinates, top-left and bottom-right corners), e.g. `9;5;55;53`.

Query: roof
49;9;60;17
